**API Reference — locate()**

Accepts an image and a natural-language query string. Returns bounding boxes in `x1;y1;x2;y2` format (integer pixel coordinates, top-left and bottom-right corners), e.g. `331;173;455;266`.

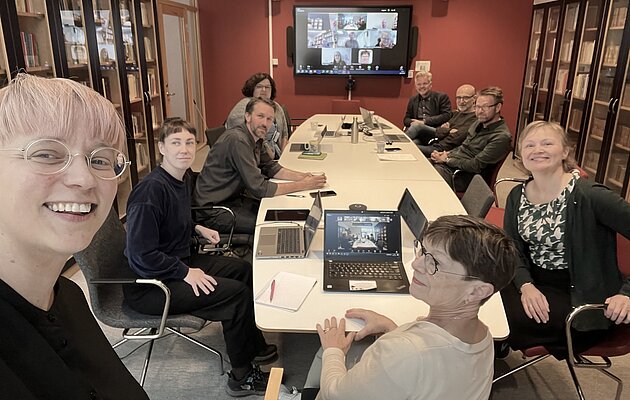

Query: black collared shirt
0;277;149;399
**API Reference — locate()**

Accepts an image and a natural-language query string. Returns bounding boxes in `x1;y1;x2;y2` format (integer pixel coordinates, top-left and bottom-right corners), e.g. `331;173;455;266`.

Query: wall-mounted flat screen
293;5;413;76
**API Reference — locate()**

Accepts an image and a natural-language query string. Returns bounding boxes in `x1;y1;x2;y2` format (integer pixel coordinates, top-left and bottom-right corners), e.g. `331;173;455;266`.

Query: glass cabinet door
581;0;625;179
15;0;56;77
120;0;152;182
602;0;630;194
59;0;93;87
0;18;9;88
139;0;164;167
92;0;132;216
567;0;604;161
549;1;581;127
517;8;545;135
533;5;561;121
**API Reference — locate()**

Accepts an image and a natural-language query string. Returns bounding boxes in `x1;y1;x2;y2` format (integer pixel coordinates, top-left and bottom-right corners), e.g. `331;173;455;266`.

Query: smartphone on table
310;190;337;198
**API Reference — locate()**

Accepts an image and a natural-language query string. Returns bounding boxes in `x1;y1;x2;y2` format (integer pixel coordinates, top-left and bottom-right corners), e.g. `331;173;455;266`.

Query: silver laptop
324;116;344;137
359;107;409;142
256;192;322;259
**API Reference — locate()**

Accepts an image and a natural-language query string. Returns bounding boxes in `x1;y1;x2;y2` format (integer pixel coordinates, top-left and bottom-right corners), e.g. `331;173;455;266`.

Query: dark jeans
124;253;267;368
406;123;437;145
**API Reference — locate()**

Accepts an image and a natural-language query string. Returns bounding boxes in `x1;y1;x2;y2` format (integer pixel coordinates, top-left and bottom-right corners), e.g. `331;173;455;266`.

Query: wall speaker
286;26;294;64
409;26;418;60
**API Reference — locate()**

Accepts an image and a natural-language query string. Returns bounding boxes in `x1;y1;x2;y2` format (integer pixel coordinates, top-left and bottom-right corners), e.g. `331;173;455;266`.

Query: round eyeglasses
0;138;130;180
414;239;480;279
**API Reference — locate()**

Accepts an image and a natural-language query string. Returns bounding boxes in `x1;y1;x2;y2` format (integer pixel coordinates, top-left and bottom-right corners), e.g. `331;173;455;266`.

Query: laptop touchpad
259;235;276;246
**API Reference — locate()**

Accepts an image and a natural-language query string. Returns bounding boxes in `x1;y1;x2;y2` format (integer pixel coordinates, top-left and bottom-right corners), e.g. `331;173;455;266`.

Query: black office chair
459;174;495;218
73;208;225;387
205;125;226;148
186;169;254;256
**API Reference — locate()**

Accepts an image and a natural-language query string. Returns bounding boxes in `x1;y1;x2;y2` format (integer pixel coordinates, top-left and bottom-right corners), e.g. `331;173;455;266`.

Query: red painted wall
198;0;533;134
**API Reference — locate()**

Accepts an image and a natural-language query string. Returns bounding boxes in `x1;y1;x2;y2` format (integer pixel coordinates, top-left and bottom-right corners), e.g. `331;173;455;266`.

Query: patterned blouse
517;171;580;270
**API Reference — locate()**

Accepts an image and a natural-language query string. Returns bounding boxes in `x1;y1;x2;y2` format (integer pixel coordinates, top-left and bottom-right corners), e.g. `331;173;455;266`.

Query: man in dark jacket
403;71;452;143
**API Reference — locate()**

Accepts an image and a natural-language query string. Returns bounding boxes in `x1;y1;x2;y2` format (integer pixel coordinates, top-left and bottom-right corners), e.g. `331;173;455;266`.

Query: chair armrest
264;368;284;400
191;205;236;249
492;177;528;206
565;304;607;366
90;278;171;340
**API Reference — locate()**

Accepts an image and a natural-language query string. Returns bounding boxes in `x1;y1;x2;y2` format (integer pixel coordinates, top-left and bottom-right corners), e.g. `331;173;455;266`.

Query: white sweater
317;320;493;400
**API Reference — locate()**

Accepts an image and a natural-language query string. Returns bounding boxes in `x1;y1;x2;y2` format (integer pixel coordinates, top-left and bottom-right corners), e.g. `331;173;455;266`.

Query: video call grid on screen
324;212;402;258
293;6;412;76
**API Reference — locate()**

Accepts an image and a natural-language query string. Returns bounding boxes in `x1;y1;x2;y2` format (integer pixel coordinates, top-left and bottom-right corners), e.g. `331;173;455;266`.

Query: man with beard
416;84;477;157
431;87;512;192
194;98;326;234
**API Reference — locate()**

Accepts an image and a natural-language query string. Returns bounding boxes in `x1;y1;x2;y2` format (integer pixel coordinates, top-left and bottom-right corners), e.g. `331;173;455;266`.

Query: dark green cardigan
504;178;630;330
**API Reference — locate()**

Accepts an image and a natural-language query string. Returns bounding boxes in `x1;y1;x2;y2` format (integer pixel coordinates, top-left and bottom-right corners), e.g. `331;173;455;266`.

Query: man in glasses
403;71;452;142
415;84;477;157
431;86;512;192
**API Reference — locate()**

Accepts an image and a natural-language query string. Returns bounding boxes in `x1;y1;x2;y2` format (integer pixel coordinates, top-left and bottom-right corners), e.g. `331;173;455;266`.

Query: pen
287;194;305;198
270;279;276;302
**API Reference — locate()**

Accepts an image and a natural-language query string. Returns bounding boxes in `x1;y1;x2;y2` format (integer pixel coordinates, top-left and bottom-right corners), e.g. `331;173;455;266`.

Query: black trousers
124;254;267;368
501;267;610;360
433;163;475;192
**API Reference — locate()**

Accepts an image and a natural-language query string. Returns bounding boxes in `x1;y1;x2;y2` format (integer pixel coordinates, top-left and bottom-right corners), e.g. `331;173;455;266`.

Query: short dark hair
159;117;196;142
242;73;277;100
245;97;276;115
478;86;504;105
423;215;518;297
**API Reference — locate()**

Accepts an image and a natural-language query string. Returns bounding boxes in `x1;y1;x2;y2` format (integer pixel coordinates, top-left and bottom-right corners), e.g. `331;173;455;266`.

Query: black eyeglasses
414;239;480;279
474;103;498;111
456;95;474;101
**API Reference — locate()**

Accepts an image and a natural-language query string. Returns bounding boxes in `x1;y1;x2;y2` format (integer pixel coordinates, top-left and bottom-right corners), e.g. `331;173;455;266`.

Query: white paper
377;153;417;161
255;272;317;312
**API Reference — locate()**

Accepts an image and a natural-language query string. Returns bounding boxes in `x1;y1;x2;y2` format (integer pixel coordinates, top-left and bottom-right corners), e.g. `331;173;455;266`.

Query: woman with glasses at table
0;74;148;399
225;72;289;159
499;120;630;360
303;215;518;400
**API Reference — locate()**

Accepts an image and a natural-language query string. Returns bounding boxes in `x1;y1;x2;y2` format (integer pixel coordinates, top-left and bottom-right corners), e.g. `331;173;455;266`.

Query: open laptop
323;210;410;293
397;188;428;242
289;125;326;152
324;117;344;137
359;107;409;142
256;191;322;259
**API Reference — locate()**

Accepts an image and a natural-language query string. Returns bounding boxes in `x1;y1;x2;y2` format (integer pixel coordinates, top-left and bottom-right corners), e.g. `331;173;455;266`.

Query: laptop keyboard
277;228;301;254
327;262;403;280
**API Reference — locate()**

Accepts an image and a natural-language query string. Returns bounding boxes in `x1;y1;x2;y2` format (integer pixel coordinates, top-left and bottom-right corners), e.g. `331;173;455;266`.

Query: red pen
270;279;276;302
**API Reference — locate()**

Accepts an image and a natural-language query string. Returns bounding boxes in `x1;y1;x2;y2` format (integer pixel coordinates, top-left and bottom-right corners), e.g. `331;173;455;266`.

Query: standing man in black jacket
403;71;452;143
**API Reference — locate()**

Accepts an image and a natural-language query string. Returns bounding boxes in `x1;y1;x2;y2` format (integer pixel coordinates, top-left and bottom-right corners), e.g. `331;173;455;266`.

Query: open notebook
255;271;317;312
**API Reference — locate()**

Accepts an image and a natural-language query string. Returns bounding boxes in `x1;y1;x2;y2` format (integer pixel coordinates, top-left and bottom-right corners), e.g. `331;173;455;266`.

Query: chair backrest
482;151;510;189
205;126;226;148
73;208;136;326
460;174;495;218
617;233;630;276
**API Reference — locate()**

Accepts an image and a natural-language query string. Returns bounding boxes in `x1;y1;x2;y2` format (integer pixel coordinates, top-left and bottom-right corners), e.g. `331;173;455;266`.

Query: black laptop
397;188;428;242
322;210;410;293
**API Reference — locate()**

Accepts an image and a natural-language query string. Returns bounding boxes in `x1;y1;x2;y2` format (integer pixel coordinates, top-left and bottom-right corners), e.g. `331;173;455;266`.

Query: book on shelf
573;74;589;99
151;104;160;129
560;40;573;63
135;143;148;169
579;41;595;64
131;112;144;138
101;77;112;101
554;69;569;94
147;68;157;96
585;5;599;29
541;67;551;89
140;2;153;27
127;73;139;100
20;32;40;68
565;4;579;30
144;37;153;61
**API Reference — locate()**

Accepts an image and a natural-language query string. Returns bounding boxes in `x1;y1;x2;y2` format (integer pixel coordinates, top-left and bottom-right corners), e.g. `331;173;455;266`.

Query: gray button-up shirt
193;123;282;206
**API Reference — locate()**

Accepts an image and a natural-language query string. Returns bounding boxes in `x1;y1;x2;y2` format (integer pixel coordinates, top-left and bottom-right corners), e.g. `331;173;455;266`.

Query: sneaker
494;340;511;360
226;365;268;397
254;344;278;364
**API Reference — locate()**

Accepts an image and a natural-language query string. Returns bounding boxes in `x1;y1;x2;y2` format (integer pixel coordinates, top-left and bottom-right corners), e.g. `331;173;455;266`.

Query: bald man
417;84;478;157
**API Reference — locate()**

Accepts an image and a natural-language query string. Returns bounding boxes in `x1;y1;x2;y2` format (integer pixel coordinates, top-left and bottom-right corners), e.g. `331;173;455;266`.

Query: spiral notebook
255;271;317;312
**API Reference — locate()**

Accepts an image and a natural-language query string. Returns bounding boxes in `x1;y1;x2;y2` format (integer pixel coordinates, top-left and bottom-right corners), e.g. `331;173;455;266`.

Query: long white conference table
252;114;509;339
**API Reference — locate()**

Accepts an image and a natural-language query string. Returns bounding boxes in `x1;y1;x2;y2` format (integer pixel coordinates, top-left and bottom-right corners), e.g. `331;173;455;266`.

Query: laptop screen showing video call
324;211;401;260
